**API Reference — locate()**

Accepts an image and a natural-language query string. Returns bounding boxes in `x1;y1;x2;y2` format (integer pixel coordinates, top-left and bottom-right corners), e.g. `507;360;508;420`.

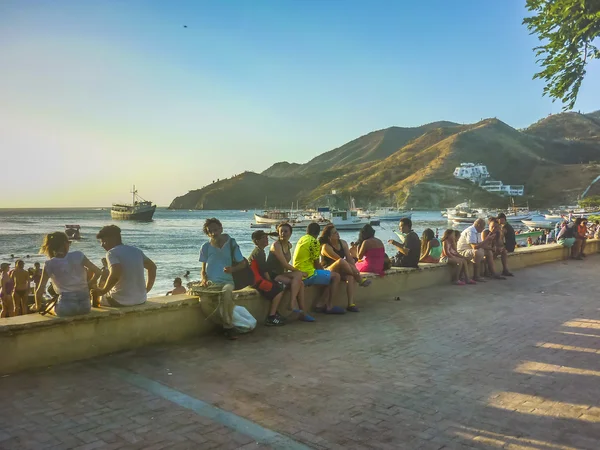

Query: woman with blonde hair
35;231;101;317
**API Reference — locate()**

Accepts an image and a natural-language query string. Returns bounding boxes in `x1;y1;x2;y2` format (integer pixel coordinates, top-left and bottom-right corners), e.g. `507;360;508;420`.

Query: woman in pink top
355;224;386;276
441;229;474;286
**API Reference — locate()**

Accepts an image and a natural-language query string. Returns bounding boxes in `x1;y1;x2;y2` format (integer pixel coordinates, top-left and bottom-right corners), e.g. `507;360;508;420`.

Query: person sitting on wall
194;218;248;339
267;223;314;322
319;224;371;313
457;218;500;282
497;213;516;253
482;218;512;277
35;232;101;317
440;229;473;285
419;228;442;263
293;222;343;314
388;218;421;268
166;277;187;295
354;224;387;276
575;217;588;257
248;230;286;326
556;220;579;259
91;225;157;308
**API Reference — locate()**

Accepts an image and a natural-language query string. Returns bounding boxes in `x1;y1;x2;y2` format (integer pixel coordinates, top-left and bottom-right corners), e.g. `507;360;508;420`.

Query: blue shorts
303;270;331;286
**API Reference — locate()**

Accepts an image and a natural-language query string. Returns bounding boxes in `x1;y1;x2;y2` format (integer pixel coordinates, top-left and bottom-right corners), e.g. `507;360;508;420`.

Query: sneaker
265;315;285;326
466;279;477;285
275;312;287;321
453;280;466;286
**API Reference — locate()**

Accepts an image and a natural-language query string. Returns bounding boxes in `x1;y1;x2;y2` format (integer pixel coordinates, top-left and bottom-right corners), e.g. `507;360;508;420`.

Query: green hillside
169;111;600;210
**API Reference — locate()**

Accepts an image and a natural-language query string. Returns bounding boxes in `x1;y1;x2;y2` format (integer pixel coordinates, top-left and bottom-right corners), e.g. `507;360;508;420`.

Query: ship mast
131;185;137;205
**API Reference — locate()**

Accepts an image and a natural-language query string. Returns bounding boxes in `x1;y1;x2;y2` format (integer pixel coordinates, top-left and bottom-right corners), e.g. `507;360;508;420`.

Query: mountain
169;111;600;210
262;121;459;177
525;111;600;141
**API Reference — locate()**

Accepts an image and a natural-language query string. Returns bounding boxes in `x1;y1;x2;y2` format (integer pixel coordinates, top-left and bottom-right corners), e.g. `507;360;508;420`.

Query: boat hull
254;214;289;224
521;220;556;230
111;205;156;221
377;213;412;221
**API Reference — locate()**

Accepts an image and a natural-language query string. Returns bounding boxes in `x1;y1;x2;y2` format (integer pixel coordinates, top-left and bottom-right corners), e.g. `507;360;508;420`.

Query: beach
0;208;457;294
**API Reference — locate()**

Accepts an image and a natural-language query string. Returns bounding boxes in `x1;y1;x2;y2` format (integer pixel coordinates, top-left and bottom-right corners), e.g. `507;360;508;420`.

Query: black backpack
229;238;256;290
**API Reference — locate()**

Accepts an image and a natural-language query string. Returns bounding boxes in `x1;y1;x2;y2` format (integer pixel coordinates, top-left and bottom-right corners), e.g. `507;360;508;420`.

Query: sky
1;0;599;207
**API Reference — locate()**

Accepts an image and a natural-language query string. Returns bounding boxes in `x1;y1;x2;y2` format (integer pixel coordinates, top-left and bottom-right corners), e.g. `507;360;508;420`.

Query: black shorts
255;279;283;301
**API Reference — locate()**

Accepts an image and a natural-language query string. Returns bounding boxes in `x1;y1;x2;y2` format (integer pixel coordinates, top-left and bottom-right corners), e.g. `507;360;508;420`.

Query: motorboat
250;223;272;229
447;202;490;224
521;219;556;230
111;186;156;221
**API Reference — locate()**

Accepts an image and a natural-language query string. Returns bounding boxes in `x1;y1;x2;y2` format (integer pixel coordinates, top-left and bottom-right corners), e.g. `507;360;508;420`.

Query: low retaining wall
1;241;596;374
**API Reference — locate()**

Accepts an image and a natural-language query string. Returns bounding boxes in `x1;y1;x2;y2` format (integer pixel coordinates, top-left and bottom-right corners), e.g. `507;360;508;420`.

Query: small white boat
544;214;564;220
254;211;290;224
521;220;556;230
358;207;411;221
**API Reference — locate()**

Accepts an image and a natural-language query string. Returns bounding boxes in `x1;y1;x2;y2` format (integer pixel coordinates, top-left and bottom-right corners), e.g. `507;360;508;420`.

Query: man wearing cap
1;263;14;317
91;225;156;307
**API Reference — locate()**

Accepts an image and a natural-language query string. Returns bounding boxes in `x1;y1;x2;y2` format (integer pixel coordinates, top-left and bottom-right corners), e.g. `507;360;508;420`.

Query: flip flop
325;306;346;314
359;278;372;287
346;304;360;312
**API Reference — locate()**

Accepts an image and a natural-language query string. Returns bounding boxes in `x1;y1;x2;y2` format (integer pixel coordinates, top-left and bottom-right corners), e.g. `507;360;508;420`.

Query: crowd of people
0;215;593;337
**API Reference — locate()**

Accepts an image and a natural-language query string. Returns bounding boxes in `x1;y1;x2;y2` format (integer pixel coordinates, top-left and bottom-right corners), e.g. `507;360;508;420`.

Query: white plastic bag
232;306;257;333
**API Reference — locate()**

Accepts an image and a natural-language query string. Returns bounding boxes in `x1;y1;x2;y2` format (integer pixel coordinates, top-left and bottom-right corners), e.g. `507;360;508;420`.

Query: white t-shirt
44;251;88;294
457;225;481;252
106;244;147;306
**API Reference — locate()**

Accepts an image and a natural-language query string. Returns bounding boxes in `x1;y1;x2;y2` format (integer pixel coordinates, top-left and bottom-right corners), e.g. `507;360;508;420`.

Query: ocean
0;208;466;295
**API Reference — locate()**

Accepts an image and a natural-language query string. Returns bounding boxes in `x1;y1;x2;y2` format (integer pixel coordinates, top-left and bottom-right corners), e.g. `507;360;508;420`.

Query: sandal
359;278;372;287
346;304;360;312
325;306;346;314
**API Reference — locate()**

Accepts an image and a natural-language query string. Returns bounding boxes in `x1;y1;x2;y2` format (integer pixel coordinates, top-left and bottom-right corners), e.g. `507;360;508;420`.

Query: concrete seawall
0;241;595;374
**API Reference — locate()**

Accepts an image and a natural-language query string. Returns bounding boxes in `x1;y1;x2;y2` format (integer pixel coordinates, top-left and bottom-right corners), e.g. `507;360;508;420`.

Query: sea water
0;208;460;295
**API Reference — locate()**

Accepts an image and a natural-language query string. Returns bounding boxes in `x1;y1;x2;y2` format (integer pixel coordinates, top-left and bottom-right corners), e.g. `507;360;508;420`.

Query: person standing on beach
11;260;31;315
198;218;248;339
91;225;156;307
1;263;14;318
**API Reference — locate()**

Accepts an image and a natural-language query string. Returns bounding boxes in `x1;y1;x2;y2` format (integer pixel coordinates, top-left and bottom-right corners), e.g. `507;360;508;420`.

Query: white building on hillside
453;162;524;196
453;163;490;181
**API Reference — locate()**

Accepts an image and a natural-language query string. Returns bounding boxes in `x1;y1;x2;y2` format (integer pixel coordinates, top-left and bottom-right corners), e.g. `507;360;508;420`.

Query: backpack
229;238;256;290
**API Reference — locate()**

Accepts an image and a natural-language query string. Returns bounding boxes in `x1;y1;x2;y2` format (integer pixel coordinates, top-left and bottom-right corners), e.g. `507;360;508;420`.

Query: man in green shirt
293;223;343;314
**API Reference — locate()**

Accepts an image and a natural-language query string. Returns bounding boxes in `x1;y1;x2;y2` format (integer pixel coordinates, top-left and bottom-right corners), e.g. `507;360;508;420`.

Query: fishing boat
65;225;81;240
254;210;290;224
111;186;156;221
329;209;370;231
447;202;489;224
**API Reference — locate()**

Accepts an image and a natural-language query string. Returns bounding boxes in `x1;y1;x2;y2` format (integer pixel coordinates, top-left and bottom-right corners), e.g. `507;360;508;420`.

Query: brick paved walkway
2;257;600;449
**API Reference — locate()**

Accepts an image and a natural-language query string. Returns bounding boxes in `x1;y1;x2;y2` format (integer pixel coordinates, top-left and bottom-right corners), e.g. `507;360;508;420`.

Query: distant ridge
170;111;600;210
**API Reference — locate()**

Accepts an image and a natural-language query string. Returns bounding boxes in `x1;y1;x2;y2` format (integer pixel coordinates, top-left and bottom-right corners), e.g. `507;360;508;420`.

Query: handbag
229;238;256;290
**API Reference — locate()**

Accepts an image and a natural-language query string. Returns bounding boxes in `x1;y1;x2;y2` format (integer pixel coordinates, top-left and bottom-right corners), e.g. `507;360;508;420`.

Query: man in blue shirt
198;218;247;339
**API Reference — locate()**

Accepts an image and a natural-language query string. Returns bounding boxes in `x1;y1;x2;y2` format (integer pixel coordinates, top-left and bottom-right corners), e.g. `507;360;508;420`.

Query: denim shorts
55;291;91;317
303;269;332;286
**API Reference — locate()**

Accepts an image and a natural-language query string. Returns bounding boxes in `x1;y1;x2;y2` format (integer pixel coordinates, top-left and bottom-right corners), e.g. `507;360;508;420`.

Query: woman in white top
35;232;101;317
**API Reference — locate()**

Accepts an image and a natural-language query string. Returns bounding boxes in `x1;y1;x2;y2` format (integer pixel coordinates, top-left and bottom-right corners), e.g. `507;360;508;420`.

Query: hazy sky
1;1;599;207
